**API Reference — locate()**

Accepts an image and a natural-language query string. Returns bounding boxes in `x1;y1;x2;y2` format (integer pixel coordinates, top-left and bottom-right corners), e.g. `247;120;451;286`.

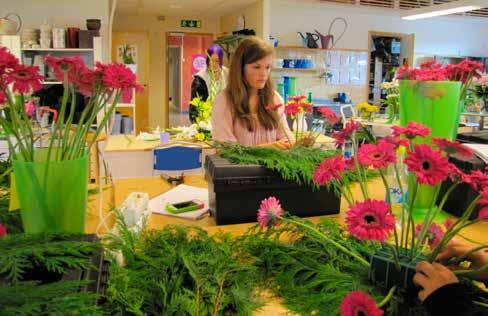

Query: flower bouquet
471;75;488;112
356;102;379;121
0;46;142;233
380;80;399;123
255;120;488;314
267;95;340;148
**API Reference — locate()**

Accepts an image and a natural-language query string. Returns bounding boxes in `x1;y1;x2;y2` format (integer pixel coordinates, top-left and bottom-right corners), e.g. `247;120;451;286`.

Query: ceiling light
401;0;485;20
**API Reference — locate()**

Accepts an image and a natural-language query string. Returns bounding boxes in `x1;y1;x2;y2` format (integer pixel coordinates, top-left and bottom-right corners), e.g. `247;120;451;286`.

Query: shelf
272;68;321;72
22;48;94;52
275;46;327;52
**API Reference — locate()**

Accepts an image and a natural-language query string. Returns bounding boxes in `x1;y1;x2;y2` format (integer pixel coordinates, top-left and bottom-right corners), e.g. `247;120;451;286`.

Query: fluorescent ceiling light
402;0;485;20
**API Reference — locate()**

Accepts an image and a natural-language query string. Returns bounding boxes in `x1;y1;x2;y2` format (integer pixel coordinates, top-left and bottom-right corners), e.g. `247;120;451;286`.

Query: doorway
367;31;414;105
166;32;213;127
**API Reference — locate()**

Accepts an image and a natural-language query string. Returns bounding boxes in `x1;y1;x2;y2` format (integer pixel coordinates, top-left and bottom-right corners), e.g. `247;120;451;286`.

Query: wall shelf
272;68;322;72
22;48;94;52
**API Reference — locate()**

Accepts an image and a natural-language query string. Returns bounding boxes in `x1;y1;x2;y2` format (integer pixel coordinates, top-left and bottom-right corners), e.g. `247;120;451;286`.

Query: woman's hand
260;139;292;150
413;261;459;302
436;239;488;280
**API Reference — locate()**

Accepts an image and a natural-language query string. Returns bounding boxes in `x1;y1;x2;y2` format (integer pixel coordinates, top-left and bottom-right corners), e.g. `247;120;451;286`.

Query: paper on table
464;143;488;164
148;184;209;220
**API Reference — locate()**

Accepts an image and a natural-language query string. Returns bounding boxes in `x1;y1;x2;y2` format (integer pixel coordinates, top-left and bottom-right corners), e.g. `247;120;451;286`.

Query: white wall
2;0;110;61
270;0;488;57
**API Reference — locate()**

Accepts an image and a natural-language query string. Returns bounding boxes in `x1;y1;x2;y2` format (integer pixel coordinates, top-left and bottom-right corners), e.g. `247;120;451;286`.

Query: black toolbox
457;131;488;144
204;155;341;225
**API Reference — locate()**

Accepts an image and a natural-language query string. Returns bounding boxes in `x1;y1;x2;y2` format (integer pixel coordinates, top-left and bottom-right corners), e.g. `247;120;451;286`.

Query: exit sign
181;20;201;28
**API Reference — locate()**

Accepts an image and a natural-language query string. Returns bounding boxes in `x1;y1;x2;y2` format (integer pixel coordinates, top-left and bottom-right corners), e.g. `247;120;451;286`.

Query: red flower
71;67;96;96
444;219;455;230
382;136;410;149
415;223;444;250
313;155;346;185
405;144;450;186
265;103;283;111
445;60;484;83
257;196;284;228
0;46;19;74
468;170;488;192
391;122;430;139
345;199;395;242
0;90;6;104
479;208;488;221
340;291;383;316
0;223;7;237
357;140;396;169
102;63;143;92
448;164;472;185
332;120;362;147
45;55;86;83
433;137;473;158
318;107;340;125
5;64;43;94
396;63;447;81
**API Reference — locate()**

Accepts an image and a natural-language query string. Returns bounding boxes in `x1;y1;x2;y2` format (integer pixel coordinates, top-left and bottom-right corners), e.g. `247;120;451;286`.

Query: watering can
314;17;347;49
297;32;319;49
0;13;22;35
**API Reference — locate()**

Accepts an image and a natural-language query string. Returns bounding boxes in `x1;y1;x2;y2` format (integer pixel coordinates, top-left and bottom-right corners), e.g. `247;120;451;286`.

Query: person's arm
211;93;238;143
437;239;488;281
189;76;209;123
414;261;485;316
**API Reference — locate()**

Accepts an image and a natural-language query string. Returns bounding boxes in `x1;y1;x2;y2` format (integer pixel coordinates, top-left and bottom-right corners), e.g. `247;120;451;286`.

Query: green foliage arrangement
103;213;264;316
0;233;103;315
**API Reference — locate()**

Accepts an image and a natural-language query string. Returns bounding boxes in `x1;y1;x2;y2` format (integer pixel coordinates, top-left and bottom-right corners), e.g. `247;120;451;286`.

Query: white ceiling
115;0;260;17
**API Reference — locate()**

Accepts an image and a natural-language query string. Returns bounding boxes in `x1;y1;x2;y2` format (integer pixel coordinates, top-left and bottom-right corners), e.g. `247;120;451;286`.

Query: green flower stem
378;286;396;308
87;91;122;152
46;72;70;163
284;217;371;268
393;163;406;247
453;263;488;276
351;133;369;199
458;234;486;245
4;91;31;160
413;184;441;257
405;181;419;252
60;85;77;159
474;301;488;309
379;169;400;261
18;94;35;155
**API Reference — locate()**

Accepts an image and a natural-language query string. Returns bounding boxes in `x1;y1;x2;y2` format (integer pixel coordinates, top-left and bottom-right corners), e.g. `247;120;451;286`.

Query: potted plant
0;46;142;233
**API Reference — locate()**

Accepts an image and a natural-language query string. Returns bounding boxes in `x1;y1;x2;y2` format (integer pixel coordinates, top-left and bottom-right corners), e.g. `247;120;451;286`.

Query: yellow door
112;31;149;133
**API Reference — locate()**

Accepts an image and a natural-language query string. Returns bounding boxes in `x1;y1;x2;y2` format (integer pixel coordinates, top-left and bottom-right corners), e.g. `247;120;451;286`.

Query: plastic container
111;113;122;135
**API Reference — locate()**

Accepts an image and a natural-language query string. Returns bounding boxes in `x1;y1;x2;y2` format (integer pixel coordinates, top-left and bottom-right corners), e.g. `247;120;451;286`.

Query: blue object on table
283;76;290;102
153;146;202;171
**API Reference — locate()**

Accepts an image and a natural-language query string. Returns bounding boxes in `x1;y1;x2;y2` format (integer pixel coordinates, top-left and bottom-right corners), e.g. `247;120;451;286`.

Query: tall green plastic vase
12;149;89;233
399;80;462;220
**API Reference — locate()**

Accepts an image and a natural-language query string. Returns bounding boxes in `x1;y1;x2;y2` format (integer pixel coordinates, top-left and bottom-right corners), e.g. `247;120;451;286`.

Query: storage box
205;155;341;225
78;30;99;48
457;131;488;144
439;154;484;219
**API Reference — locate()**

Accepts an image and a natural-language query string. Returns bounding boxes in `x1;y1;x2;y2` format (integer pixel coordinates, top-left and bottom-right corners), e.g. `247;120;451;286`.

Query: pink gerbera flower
284;103;299;117
444;219;455;230
382;136;410;149
45;55;86;83
479;208;488;220
340;291;383;316
5;64;43;94
415;223;444;250
318;107;340;125
257;196;284;228
0;223;7;237
0;47;19;74
357;140;396;169
404;144;450;186
102;63;143;92
0;90;6;105
448;164;472;185
312;155;346;185
468;170;488;192
433;138;473;158
332;120;362;147
345;199;395;242
391;122;430;139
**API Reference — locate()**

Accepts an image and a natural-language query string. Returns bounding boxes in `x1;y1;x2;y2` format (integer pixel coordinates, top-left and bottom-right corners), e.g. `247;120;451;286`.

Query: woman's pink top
211;91;293;146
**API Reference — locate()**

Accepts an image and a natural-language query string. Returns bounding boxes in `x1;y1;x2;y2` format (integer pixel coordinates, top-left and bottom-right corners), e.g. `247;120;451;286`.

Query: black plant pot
369;248;427;291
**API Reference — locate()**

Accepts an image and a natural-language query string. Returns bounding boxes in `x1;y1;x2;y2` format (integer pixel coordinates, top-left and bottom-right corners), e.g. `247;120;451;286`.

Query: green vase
399;80;462;222
12;149;89;234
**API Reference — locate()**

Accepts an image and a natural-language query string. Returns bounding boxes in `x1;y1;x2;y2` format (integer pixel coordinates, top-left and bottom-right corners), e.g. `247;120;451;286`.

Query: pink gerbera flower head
257;196;284;228
340;291;383;316
284;102;299;117
5;64;43;94
0;90;6;105
448;163;472;185
391;122;430;139
404;144;450;186
0;46;19;75
415;223;444;250
443;218;455;230
45;55;86;83
468;169;488;192
479;208;488;220
312;155;346;186
345;199;395;242
382;136;410;149
102;63;144;92
357;140;396;170
433;137;473;158
0;223;7;237
318;107;340;125
332;120;362;147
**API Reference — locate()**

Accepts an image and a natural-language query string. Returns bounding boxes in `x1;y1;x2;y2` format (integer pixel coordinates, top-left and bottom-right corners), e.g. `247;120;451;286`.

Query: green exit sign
181;20;201;28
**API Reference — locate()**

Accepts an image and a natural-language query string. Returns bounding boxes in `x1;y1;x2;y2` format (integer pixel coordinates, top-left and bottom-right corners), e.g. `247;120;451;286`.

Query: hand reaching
413;261;459;302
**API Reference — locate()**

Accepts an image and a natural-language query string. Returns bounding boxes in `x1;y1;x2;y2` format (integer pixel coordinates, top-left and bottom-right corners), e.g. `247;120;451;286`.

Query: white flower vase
292;112;308;133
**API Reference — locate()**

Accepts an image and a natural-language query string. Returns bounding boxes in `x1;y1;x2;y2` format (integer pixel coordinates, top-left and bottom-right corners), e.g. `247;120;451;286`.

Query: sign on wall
181;20;202;28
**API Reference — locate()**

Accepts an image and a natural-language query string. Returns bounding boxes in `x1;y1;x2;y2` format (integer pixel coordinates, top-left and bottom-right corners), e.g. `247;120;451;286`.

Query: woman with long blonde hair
211;36;292;149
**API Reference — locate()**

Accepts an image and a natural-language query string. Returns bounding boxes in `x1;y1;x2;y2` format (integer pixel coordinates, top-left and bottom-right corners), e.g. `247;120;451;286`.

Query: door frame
164;31;214;128
367;31;415;103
